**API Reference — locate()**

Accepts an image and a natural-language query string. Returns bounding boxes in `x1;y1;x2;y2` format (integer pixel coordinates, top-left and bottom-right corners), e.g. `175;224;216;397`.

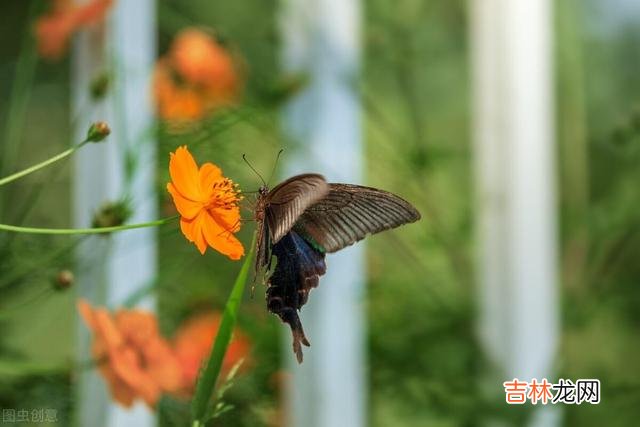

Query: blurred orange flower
79;300;253;407
173;312;251;391
153;28;241;126
77;299;183;408
166;146;244;259
35;0;114;61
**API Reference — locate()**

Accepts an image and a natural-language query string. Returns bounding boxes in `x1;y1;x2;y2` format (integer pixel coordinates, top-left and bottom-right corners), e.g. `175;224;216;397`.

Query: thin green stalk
0;215;177;235
191;234;256;426
0;140;90;187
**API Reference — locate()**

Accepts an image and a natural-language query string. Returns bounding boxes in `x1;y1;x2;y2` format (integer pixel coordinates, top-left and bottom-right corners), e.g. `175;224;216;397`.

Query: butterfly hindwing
266;230;326;363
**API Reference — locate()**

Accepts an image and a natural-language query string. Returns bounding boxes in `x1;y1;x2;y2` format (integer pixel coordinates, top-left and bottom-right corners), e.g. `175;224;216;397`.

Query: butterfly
254;174;420;363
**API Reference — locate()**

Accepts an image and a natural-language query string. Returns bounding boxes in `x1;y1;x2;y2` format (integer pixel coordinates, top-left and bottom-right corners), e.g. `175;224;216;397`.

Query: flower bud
87;121;111;143
92;199;133;230
53;269;74;290
90;72;111;100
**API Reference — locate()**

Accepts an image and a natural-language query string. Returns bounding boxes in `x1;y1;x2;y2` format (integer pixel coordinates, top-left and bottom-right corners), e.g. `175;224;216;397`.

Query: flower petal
93;308;124;350
210;205;241;233
77;299;97;331
167;182;202;219
74;0;113;27
35;0;113;61
201;211;244;260
172;312;250;393
115;309;158;347
142;338;185;393
154;63;206;124
169;146;203;201
180;213;208;254
35;14;75;60
198;163;223;194
93;341;136;408
109;346;161;407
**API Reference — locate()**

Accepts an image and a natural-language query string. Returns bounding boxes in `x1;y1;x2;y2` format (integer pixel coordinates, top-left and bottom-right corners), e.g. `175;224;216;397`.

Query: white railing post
73;1;157;426
280;0;365;426
470;1;559;425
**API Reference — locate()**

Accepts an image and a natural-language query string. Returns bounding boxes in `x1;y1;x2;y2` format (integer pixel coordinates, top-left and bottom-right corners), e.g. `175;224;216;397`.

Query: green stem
191;233;256;425
0;140;90;187
0;216;178;235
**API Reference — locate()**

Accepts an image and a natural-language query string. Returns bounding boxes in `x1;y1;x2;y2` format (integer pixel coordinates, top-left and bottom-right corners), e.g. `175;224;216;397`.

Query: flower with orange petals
77;299;184;408
171;29;239;95
173;312;251;390
166;146;244;259
153;28;241;126
153;60;208;124
35;0;114;61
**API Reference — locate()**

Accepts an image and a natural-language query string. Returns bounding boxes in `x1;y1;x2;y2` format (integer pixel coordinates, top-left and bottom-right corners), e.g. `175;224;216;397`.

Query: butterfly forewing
296;183;421;253
254;173;329;279
263;174;329;244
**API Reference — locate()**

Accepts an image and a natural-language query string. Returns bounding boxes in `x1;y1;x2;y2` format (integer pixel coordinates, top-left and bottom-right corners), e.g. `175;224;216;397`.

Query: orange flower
35;0;114;61
154;60;207;124
77;300;184;408
166;146;244;259
171;29;239;98
173;312;251;391
153;28;241;126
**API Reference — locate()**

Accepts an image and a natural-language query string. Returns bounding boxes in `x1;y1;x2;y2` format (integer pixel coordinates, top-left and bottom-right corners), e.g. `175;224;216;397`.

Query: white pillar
73;1;157;426
470;1;559;426
280;0;365;426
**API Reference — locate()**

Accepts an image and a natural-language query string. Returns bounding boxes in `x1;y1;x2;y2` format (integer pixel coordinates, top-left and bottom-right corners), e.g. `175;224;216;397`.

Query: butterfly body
254;174;420;362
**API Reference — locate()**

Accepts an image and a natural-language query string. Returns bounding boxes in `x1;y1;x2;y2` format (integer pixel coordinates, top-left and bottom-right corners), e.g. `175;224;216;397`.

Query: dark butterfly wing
264;174;329;244
296;183;421;253
266;230;326;363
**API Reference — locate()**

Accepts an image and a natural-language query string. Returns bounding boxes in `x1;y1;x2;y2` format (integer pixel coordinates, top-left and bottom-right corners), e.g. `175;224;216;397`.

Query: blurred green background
1;0;640;426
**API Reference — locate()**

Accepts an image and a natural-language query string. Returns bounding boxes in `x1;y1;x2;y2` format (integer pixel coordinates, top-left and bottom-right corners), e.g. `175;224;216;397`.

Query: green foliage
1;0;640;426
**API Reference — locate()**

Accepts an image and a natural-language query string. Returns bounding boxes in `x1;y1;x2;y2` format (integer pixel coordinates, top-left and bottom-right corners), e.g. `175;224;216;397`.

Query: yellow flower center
206;178;241;211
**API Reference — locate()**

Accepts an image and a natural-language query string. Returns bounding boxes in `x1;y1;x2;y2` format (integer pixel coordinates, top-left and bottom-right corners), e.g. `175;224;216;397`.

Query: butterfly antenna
266;148;285;186
242;154;266;187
